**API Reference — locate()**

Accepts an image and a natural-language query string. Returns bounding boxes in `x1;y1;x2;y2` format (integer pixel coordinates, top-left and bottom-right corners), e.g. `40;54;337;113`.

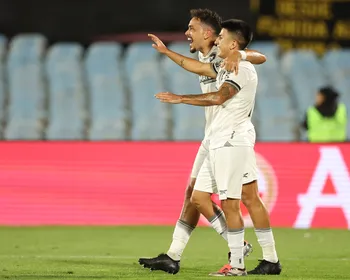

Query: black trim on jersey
224;80;241;91
212;62;219;74
200;78;216;85
248;109;253;117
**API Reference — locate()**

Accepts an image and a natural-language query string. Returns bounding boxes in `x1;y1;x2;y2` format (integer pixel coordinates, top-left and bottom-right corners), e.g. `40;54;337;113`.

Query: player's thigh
242;147;258;185
213;146;249;200
190;142;209;179
193;155;217;195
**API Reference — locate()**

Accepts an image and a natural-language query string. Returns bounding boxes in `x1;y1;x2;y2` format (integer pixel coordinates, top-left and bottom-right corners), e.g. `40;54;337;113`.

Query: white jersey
209;61;258;149
198;46;222;142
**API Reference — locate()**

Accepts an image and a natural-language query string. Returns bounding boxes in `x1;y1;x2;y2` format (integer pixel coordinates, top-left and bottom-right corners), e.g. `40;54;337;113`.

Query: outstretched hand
148;34;168;54
155;92;182;104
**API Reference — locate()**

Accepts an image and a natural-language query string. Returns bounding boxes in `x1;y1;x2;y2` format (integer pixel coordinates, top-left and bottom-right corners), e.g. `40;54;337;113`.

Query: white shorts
242;148;258;185
190;140;258;184
190;141;209;178
194;145;252;200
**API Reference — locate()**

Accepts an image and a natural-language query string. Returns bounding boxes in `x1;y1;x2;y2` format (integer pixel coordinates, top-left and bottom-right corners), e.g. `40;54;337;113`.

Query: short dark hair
319;86;339;101
190;8;222;35
221;19;253;50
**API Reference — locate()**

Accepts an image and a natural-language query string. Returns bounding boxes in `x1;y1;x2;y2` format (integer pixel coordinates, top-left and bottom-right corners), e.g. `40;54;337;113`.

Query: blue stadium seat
45;43;86;140
7;33;46;72
255;66;297;142
323;50;350;83
323;50;350;107
163;42;204;140
0;34;7;60
85;42;127;140
281;50;327;116
5;34;46;140
250;41;280;72
124;42;169;140
257;97;297;141
249;41;280;59
0;34;6;137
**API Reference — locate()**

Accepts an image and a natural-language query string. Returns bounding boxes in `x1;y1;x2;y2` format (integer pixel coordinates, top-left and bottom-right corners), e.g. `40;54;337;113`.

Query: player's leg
209;146;248;276
191;155;229;240
242;182;281;275
139;144;225;274
241;148;281;275
138;144;206;274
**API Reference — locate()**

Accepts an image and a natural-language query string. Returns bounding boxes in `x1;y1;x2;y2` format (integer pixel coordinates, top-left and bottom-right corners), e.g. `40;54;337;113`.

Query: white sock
228;228;245;269
209;211;228;241
255;228;278;263
167;220;194;261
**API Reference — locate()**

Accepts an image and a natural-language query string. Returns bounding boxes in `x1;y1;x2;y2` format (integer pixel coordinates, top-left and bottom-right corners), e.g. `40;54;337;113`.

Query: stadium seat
250;41;280;73
45;43;86;140
7;33;46;69
5;34;46;140
124;42;169;140
85;42;127;140
257;97;297;141
323;50;350;83
0;34;7;137
323;50;350;105
281;50;327;116
250;41;280;59
163;42;204;140
255;70;297;142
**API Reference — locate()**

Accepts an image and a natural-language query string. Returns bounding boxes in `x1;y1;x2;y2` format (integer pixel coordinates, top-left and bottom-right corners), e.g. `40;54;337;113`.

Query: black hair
220;19;253;49
317;86;340;117
190;8;222;35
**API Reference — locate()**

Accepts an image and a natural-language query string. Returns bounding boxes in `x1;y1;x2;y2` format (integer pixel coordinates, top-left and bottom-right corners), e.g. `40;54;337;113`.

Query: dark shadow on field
52;259;137;268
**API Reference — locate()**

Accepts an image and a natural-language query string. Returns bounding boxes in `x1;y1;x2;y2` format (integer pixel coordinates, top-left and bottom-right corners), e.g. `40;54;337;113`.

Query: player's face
315;92;325;106
185;18;206;53
215;28;233;58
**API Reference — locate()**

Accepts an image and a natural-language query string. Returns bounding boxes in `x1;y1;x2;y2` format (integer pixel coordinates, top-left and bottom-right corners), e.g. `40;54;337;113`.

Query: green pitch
0;226;349;279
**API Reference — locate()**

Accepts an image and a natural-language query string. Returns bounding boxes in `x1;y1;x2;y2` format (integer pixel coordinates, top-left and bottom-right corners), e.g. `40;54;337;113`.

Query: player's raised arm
148;34;217;78
222;50;266;74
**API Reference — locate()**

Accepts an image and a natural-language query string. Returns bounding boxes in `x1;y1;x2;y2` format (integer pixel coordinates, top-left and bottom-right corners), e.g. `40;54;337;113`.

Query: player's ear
204;29;213;40
229;40;236;50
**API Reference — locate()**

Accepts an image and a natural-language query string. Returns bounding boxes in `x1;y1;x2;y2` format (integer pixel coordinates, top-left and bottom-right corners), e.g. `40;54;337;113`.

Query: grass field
0;226;349;279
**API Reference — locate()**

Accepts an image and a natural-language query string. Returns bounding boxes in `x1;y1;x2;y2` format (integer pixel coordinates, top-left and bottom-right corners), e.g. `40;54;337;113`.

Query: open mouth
187;37;193;47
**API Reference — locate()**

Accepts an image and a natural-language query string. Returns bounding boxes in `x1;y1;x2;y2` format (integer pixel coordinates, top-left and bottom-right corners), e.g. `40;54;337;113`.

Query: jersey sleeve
223;67;249;91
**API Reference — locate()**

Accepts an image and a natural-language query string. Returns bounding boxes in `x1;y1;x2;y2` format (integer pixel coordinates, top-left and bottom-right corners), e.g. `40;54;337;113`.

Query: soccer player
139;10;281;276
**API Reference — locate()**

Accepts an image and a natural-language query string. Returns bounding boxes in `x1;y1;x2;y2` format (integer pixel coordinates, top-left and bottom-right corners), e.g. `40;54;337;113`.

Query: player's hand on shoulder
155;92;182;104
221;50;242;75
148;34;168;54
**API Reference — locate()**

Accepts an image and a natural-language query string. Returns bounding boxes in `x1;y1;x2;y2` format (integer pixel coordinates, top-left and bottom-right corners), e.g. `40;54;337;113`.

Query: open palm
148;34;168;54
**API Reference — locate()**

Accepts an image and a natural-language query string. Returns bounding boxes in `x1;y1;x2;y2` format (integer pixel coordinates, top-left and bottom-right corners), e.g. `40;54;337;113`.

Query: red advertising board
0;142;349;229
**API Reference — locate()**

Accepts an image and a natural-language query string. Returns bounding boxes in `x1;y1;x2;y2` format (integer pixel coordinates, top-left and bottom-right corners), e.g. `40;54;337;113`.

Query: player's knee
185;178;196;199
190;190;207;209
242;181;260;209
221;199;240;217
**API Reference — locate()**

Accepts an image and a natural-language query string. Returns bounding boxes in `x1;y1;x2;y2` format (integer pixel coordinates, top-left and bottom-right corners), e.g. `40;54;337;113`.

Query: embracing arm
219;49;266;74
244;49;267;65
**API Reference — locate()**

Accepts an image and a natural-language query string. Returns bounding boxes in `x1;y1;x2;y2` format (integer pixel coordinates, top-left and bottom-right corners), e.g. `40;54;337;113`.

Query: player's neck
200;44;215;57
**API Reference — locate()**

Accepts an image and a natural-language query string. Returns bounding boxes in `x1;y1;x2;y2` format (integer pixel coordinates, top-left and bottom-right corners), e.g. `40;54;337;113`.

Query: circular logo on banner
199;152;278;227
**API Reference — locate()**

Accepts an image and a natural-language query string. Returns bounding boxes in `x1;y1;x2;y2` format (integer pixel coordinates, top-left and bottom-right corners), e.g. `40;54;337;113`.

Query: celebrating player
139;9;281;276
